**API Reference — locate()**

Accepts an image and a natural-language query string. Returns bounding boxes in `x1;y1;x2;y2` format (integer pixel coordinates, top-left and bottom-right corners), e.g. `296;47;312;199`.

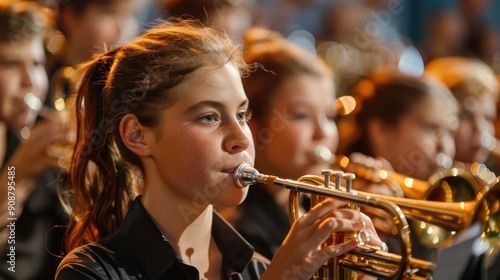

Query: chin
216;187;248;208
474;152;489;164
9;114;35;131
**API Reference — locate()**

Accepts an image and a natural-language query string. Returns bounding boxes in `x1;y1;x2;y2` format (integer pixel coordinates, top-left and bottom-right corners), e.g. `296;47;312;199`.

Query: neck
141;183;213;250
141;164;220;278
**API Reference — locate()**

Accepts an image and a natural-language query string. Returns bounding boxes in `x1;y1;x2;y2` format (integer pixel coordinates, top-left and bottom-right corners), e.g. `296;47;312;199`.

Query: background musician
0;1;68;278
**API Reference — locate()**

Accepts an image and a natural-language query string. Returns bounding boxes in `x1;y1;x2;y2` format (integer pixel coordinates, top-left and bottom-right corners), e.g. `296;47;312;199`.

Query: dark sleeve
238;252;269;280
57;264;109;280
55;243;133;280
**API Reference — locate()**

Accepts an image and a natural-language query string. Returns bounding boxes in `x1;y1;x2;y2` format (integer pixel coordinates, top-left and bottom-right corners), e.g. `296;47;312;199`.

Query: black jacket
231;184;290;260
56;198;269;280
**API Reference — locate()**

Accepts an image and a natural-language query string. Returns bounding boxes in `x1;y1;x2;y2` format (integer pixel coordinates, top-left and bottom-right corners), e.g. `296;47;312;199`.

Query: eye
200;113;218;123
423;123;438;132
237;109;252;122
459;110;472;120
288;112;308;120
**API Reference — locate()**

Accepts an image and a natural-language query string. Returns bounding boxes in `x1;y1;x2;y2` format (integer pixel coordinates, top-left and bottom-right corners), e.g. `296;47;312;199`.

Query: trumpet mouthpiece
233;163;260;188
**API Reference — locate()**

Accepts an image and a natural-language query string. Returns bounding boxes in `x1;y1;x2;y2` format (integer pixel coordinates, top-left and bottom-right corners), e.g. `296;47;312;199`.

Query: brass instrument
233;163;500;279
47;66;78;170
234;163;436;279
24;66;78;170
337;153;480;201
335;152;483;248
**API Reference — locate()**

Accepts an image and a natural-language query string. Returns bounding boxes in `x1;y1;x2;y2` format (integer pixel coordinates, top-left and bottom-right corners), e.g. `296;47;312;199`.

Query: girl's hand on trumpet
261;199;385;280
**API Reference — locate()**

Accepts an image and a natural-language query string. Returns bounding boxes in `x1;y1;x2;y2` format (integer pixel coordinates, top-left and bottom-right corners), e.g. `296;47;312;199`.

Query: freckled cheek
188;135;221;163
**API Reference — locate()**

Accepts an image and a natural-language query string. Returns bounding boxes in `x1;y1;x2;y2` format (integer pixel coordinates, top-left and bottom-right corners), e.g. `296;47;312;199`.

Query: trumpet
233;163;500;279
335;153;480;202
23;66;78;170
234;163;436;279
47;66;78;170
321;151;482;248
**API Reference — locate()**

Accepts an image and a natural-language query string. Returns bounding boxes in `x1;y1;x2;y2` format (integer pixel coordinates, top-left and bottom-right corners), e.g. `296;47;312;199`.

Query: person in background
47;0;137;69
0;1;69;278
425;57;499;184
425;57;500;280
162;0;255;42
422;9;465;63
38;0;138;110
344;70;459;265
220;27;340;261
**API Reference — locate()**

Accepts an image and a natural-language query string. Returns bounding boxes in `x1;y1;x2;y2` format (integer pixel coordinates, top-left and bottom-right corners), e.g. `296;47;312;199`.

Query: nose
313;115;336;141
223;120;251;154
471;116;495;149
21;65;34;90
437;131;455;160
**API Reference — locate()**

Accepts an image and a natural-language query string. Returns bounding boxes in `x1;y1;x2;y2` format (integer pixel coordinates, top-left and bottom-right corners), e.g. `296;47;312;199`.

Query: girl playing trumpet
56;19;384;279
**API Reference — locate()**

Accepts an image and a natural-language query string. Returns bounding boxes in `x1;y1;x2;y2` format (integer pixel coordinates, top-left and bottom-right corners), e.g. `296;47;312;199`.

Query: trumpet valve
332;171;344;190
321;169;335;189
343;173;356;193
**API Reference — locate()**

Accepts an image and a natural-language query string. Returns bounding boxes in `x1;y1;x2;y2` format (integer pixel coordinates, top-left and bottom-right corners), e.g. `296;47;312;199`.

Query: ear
119;114;152;157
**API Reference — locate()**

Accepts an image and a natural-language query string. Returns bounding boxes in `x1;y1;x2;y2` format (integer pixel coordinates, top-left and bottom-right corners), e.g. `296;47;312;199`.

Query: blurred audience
422;10;465;62
459;0;499;67
163;0;255;42
39;0;138;106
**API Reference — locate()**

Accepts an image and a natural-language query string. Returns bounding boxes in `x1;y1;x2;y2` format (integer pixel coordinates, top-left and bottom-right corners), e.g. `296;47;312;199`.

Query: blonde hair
425;57;499;102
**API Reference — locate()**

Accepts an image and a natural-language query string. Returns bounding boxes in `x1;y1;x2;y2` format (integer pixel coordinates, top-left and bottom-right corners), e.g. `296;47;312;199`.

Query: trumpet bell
337;153;482;248
414;167;480;248
474;178;500;239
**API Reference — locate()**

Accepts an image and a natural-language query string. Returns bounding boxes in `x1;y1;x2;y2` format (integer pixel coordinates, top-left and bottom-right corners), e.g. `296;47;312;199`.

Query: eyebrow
186;99;249;112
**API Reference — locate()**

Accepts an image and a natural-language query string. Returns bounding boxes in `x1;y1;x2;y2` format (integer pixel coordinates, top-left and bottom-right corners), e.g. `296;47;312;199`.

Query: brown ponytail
64;48;133;251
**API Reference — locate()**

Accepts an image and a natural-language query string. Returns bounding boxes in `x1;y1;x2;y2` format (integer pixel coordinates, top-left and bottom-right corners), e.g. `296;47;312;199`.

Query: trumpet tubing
49;66;79;170
234;163;436;279
336;153;482;248
336;153;480;202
